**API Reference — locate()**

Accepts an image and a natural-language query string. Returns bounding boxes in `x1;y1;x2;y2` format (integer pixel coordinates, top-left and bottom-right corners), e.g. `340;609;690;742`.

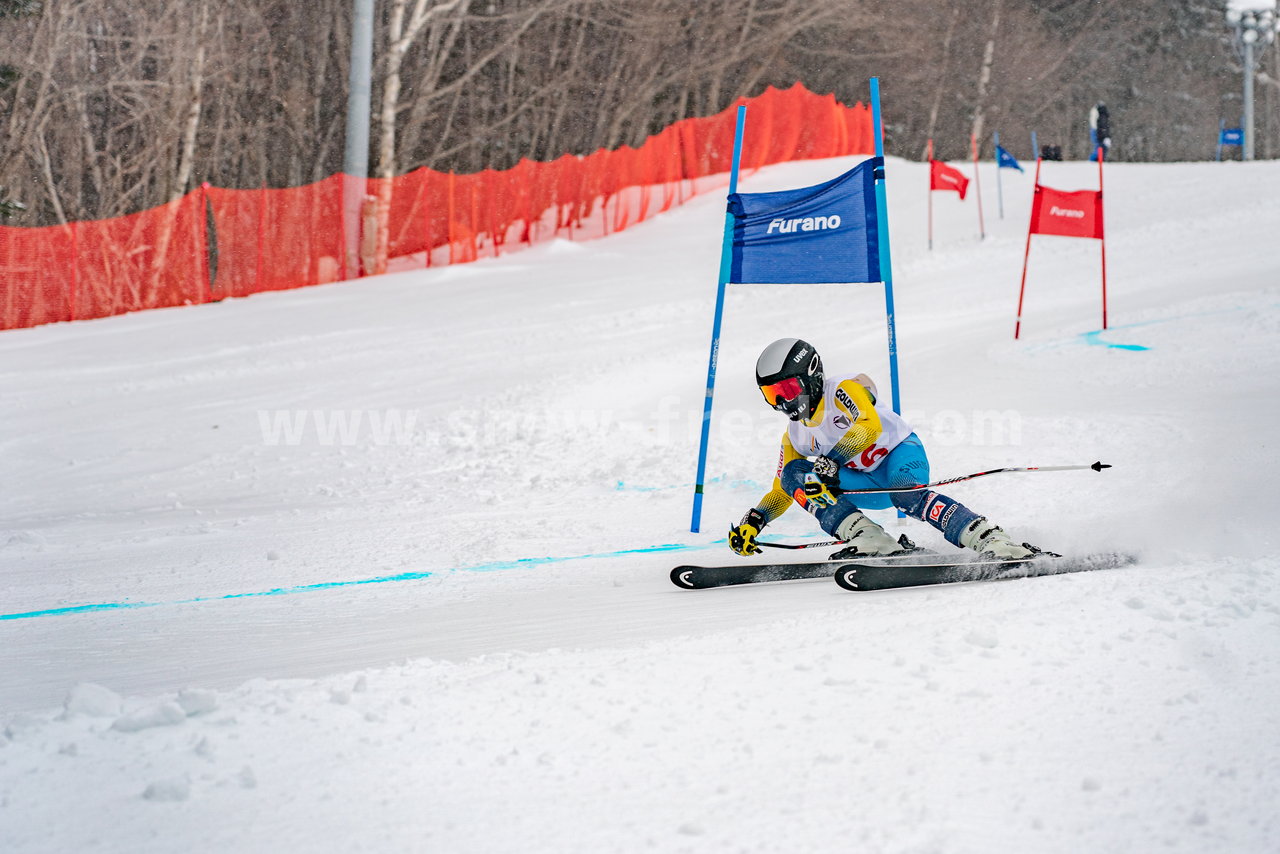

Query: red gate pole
1097;147;1108;330
927;138;934;250
1014;158;1043;340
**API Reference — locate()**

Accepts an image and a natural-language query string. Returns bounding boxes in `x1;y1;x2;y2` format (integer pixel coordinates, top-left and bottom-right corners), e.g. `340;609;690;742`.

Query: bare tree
0;0;1243;229
970;0;1002;150
172;1;209;202
373;0;467;272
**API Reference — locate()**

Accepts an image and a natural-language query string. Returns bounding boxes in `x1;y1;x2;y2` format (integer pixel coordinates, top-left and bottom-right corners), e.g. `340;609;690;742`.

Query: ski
832;551;1137;592
670;549;938;590
670;550;1135;591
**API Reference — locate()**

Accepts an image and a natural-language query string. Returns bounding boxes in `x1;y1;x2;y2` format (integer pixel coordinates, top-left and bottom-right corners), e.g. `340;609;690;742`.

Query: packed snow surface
2;154;1279;853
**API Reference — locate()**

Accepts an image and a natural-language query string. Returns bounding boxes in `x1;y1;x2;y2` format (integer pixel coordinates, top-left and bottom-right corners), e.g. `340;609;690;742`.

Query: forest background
0;0;1273;227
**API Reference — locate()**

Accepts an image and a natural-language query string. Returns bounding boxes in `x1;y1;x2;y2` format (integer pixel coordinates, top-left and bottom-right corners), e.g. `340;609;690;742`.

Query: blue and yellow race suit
751;373;981;545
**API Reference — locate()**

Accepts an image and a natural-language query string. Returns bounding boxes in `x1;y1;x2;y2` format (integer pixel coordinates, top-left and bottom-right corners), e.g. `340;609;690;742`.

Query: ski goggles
759;376;804;406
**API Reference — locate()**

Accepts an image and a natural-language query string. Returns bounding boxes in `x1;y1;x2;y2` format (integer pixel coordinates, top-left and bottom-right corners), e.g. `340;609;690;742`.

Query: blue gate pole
690;105;747;533
869;79;901;417
870;78;905;520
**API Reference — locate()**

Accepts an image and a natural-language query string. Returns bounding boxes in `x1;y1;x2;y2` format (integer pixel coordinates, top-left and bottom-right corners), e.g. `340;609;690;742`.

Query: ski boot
829;512;918;560
959;517;1056;560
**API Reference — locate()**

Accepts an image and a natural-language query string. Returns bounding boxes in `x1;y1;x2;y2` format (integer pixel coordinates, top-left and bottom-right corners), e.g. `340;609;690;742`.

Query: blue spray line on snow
0;540;733;623
1079;329;1150;351
1031;303;1279;353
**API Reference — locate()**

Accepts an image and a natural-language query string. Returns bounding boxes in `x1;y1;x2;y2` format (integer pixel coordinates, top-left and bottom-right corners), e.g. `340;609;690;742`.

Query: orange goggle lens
760;376;804;406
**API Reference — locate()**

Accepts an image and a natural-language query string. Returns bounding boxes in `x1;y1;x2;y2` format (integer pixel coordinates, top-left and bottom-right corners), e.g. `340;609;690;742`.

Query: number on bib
859;445;888;469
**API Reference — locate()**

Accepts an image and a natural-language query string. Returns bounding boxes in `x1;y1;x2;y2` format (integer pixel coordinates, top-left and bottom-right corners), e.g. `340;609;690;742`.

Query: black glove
811;455;840;485
729;508;766;556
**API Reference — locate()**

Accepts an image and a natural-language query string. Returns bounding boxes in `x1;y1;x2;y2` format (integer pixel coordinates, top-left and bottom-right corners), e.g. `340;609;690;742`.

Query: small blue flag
996;145;1024;173
1219;127;1244;146
727;156;881;285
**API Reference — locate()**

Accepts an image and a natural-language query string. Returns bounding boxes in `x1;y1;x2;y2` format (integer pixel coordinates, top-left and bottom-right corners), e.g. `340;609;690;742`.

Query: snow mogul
728;337;1046;561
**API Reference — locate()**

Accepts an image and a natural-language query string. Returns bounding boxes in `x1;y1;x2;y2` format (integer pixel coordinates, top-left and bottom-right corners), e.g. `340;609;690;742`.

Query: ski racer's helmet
755;338;823;421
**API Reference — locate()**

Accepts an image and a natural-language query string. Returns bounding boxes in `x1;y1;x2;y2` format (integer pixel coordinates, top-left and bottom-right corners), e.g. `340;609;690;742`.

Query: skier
1090;102;1111;161
728;338;1045;561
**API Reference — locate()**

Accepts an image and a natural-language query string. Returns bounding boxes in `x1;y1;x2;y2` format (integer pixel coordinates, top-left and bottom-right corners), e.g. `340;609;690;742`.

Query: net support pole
256;181;267;291
68;221;80;322
342;0;374;280
198;182;212;304
690;104;747;534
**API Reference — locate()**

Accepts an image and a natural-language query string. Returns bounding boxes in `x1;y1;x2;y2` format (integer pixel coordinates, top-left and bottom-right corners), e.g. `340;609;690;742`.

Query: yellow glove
728;509;765;556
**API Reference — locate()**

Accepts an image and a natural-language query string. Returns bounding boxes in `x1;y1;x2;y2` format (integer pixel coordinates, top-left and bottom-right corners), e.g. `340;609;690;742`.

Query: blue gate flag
996;145;1024;172
1219;127;1244;146
727;156;882;284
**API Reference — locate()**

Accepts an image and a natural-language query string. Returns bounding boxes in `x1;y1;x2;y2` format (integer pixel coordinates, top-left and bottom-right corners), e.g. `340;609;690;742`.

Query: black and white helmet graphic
755;338;823;421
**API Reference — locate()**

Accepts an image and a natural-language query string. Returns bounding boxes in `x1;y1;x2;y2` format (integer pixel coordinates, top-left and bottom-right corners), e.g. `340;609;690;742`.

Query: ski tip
1091;461;1112;472
833;566;864;591
670;566;698;589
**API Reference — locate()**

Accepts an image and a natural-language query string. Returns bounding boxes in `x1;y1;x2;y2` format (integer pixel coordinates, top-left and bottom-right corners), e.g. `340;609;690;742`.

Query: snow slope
2;154;1279;853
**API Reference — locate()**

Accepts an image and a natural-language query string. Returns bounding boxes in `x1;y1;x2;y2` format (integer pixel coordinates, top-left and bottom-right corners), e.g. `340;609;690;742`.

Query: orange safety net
0;83;873;331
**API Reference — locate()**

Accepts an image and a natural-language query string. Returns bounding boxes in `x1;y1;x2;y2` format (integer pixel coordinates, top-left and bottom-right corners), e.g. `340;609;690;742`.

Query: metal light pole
1227;6;1278;161
343;0;375;278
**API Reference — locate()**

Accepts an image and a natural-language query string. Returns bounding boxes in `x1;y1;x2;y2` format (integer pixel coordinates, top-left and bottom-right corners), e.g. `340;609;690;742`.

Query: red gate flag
1029;185;1103;239
930;160;969;199
1015;153;1108;339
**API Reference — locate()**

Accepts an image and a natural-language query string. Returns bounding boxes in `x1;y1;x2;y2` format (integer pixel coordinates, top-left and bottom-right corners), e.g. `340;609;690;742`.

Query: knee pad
781;459;862;535
779;459;815;497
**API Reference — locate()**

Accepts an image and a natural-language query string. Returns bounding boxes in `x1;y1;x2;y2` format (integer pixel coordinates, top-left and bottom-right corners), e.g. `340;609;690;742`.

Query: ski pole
753;462;1109;550
756;540;843;551
837;460;1111;495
